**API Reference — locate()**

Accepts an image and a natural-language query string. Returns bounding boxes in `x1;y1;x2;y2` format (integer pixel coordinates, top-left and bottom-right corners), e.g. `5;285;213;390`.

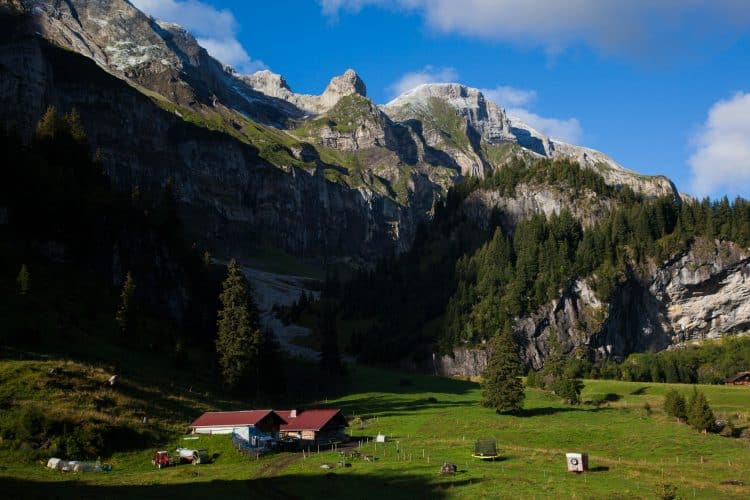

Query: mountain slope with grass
1;367;749;499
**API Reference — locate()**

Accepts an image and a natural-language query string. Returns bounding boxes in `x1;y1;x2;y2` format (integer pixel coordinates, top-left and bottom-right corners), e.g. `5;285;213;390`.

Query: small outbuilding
566;452;589;473
277;409;348;443
190;410;287;435
726;371;750;385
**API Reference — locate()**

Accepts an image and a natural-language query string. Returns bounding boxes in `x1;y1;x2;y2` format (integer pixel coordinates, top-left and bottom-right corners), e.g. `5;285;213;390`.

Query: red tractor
152;450;174;469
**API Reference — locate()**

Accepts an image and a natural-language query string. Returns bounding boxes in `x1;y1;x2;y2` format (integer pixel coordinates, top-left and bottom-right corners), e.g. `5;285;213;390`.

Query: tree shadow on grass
0;471;479;500
630;387;649;396
512;406;612;417
338;395;473;418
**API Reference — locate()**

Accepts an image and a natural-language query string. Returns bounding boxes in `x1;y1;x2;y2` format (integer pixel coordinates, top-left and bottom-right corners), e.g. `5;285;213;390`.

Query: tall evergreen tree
216;259;262;390
481;331;525;413
16;264;30;296
115;271;136;337
663;389;687;422
687;388;714;433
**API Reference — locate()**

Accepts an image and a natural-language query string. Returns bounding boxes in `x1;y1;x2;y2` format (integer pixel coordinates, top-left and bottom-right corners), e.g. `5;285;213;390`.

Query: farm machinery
176;447;210;465
152;451;174;469
152;448;209;469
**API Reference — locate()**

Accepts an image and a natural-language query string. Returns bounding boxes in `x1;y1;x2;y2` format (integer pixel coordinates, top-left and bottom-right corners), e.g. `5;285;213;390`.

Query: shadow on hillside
0;471;476;500
630;386;649;395
513;406;613;418
348;370;479;397
337;395;472;418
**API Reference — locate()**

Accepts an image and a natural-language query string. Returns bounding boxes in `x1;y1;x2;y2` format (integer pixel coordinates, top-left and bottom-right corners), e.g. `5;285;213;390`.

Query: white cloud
320;0;750;59
196;38;266;73
387;65;458;97
507;108;583;144
689;92;750;198
130;0;265;73
480;86;537;108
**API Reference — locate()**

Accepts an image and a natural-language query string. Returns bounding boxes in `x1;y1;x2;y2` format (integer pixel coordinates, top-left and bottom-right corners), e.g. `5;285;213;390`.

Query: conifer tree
63;108;87;143
481;331;525;413
16;264;30;296
115;271;136;337
687;388;714;433
216;259;262;389
35;106;59;140
663;389;687;422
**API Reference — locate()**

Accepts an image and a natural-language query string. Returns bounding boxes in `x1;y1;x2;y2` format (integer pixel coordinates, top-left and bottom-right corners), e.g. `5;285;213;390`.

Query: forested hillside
323;159;750;369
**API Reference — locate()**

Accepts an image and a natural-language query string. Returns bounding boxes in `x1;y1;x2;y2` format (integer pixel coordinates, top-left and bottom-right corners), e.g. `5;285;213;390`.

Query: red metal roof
277;409;345;432
190;410;282;428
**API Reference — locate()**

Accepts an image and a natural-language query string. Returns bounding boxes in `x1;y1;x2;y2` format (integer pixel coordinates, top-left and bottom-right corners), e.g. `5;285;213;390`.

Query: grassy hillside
1;365;748;499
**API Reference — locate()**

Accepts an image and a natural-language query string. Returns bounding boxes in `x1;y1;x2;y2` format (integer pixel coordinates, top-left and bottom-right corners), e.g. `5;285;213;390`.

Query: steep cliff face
0;0;687;268
0;27;422;263
462;184;616;232
17;0;300;124
436;238;750;376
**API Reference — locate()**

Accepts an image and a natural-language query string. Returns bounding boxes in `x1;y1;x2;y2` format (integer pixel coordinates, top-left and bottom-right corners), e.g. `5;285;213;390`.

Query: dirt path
247;453;304;499
252;452;303;479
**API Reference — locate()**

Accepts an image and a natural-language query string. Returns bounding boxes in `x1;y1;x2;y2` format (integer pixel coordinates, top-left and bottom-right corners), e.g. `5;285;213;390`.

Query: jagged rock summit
243;68;366;116
383;82;677;198
384;83;516;145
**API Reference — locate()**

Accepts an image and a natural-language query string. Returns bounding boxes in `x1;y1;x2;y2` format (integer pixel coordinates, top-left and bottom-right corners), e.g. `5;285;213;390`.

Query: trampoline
472;439;500;460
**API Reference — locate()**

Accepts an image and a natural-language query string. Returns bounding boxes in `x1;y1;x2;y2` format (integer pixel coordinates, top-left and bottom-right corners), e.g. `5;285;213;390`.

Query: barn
190;410;287;435
726;371;750;385
276;409;348;443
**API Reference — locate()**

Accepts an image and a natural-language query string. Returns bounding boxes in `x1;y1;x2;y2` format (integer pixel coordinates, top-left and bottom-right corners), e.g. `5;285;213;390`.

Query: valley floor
0;365;749;499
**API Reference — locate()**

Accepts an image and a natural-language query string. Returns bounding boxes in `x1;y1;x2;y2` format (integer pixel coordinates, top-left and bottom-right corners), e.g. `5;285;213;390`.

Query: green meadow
1;363;749;499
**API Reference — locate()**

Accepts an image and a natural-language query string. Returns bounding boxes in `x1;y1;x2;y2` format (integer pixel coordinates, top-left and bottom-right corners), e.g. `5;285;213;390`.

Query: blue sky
131;1;750;200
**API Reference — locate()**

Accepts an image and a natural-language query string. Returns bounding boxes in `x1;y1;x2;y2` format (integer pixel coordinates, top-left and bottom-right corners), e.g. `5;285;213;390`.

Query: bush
553;377;583;405
655;481;678;500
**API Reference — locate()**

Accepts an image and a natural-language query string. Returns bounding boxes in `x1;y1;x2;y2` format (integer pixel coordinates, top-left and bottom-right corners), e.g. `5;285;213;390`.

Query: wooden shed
276;409;348;443
726;371;750;385
190;410;287;435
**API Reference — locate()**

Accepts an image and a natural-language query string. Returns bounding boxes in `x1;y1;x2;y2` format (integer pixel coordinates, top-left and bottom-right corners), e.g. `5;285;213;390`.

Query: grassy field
1;364;749;499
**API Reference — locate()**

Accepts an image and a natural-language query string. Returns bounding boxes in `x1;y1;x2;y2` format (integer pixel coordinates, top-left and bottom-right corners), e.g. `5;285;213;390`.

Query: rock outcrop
462;184;616;232
436;238;750;376
242;68;367;116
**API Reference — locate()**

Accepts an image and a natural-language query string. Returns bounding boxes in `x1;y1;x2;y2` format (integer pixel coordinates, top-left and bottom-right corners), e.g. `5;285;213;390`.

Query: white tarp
46;458;62;470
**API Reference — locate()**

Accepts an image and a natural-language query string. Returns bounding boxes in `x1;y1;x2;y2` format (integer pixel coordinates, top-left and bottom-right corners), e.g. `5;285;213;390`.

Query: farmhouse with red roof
276;409;348;443
189;410;286;435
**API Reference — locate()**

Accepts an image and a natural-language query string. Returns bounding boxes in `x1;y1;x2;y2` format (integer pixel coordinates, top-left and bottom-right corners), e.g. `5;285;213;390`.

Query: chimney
290;409;297;418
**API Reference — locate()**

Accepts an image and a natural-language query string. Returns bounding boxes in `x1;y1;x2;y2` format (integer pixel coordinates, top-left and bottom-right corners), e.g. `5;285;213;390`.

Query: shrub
553;377;583;405
655;481;678;500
